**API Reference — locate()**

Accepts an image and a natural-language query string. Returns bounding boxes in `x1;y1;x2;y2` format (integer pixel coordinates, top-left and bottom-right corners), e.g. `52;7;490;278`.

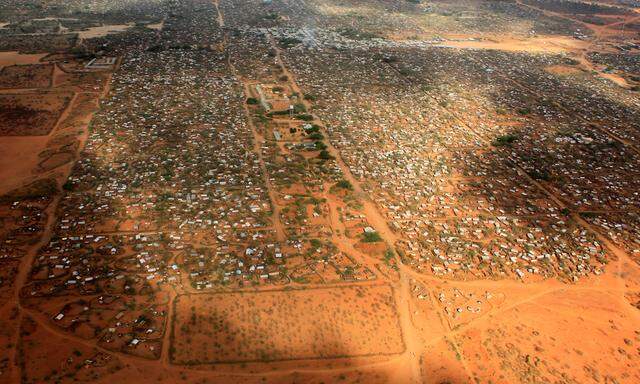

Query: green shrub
296;114;314;121
319;150;333;160
362;231;382;242
335;179;353;190
528;169;552;181
304;124;320;133
279;37;302;48
518;107;532;115
492;134;518;146
263;12;279;20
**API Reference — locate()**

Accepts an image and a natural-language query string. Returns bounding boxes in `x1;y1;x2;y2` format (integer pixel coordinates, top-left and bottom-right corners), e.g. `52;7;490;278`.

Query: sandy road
214;0;286;243
4;2;413;379
263;31;427;383
241;82;287;242
215;10;425;383
1;45;122;382
6;194;61;383
6;87;112;383
366;32;640;378
5;1;639;382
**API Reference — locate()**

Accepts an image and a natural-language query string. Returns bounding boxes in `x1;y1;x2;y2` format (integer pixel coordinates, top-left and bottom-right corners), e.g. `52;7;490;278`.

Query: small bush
517;107;532;115
563;58;580;66
335;179;353;191
296;114;314;121
335;179;353;190
492;134;518;146
319;150;333;160
278;37;301;48
528;169;552;181
304;124;320;133
362;231;382;242
263;12;279;20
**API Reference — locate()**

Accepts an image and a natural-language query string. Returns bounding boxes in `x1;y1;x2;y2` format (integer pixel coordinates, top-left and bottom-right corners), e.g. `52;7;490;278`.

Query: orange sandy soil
0;90;89;195
436;35;590;54
455;277;640;383
0;52;47;68
171;285;404;364
599;71;632;88
399;0;640;91
0;52;106;195
429;32;638;91
3;2;640;384
0;92;73;136
8;259;640;384
545;64;584;76
0;48;114;383
0;64;53;89
0;135;50;195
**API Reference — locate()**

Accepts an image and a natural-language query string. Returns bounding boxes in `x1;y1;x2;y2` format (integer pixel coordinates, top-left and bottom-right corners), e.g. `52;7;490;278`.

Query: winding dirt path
3;56;119;382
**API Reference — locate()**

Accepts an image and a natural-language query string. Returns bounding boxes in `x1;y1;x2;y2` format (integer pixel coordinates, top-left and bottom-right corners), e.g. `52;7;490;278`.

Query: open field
0;51;47;68
0;64;53;89
456;286;640;383
172;285;404;364
0;93;71;136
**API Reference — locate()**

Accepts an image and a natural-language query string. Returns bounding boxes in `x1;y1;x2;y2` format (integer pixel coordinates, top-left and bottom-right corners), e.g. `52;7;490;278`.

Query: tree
334;179;353;190
318;150;333;160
